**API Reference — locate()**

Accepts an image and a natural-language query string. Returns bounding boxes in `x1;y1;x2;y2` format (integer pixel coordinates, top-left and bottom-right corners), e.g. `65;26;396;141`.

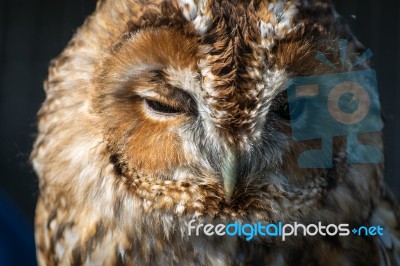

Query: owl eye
271;91;291;120
274;103;291;120
273;100;306;121
271;90;307;122
145;99;184;114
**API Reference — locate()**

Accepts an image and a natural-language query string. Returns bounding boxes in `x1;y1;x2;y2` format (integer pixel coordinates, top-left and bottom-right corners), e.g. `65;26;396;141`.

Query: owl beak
221;149;238;200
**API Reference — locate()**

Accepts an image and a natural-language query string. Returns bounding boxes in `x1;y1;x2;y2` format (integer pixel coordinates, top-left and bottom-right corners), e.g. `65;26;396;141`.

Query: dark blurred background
0;0;399;264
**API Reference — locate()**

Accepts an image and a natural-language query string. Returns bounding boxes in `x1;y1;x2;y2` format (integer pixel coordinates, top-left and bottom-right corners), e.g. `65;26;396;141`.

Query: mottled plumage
32;0;399;265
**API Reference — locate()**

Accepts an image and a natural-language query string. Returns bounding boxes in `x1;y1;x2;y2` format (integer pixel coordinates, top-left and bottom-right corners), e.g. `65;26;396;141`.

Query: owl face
88;0;382;224
31;0;390;264
95;27;288;195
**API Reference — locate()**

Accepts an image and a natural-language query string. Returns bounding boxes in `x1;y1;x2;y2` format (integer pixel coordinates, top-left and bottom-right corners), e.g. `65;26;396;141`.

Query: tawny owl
31;0;400;265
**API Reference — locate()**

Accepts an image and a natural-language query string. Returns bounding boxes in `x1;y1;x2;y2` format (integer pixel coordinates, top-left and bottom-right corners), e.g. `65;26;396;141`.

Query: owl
31;0;400;265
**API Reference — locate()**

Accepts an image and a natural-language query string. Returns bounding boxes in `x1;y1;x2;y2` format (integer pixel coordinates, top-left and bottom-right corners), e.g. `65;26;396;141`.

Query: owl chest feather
35;185;390;266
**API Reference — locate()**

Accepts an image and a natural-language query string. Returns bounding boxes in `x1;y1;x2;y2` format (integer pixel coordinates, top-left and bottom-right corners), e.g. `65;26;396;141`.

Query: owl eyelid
143;98;186;116
137;85;190;104
140;86;198;115
136;89;182;108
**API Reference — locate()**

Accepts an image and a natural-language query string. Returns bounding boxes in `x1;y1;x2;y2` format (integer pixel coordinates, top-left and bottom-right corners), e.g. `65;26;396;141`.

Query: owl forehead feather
177;0;299;39
175;0;301;136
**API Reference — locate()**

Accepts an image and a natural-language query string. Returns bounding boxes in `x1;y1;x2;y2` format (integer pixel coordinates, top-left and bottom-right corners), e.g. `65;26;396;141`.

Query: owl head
33;0;384;241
